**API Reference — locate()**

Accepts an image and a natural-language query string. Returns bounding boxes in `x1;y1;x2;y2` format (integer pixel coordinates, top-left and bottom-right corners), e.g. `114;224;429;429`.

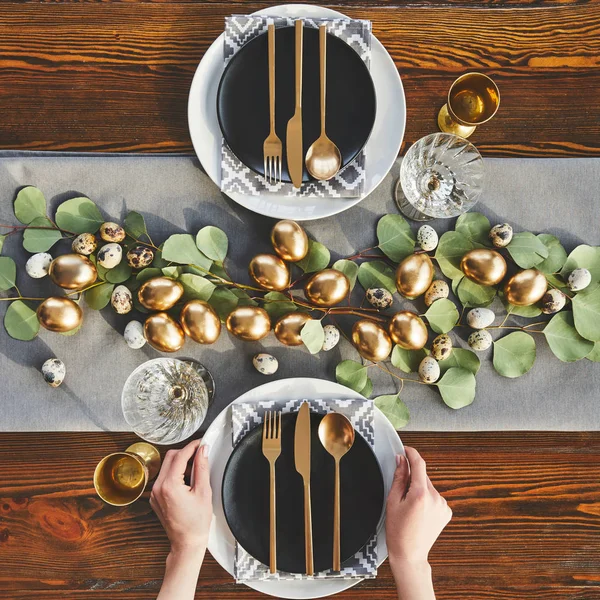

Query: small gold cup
438;72;500;138
93;442;161;507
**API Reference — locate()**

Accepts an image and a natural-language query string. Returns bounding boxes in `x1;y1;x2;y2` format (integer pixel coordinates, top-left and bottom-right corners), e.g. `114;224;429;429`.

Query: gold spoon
318;412;355;571
305;25;342;181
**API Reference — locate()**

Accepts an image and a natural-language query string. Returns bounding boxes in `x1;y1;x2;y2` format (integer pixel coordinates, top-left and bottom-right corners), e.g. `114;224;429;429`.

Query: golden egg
504;269;548;306
144;312;185;353
37;296;83;333
396;253;434;299
138;277;184;311
249;254;290;292
274;312;312;346
48;253;97;290
352;319;393;363
179;300;221;344
305;269;350;307
271;220;309;262
389;311;428;350
226;306;271;341
460;249;507;286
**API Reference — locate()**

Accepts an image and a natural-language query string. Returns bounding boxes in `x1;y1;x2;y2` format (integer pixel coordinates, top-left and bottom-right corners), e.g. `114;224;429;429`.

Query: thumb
389;453;410;500
192;444;212;497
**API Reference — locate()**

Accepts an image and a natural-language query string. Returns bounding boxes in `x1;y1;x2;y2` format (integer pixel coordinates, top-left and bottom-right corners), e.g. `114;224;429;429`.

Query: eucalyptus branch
0;296;44;302
375;363;430;385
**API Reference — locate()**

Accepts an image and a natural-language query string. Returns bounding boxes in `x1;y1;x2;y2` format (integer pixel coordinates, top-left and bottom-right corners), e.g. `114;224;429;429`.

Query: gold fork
262;410;282;573
263;23;282;185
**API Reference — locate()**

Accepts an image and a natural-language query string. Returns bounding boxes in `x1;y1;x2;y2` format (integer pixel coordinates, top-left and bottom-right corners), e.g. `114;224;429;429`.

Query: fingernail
395;454;402;467
201;444;210;458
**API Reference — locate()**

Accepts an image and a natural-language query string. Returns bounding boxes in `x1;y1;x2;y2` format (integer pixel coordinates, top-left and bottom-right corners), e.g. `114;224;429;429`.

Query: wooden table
0;1;599;599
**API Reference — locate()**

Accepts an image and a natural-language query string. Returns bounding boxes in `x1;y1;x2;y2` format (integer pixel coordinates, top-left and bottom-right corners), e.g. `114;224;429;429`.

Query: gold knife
286;20;304;189
294;401;314;575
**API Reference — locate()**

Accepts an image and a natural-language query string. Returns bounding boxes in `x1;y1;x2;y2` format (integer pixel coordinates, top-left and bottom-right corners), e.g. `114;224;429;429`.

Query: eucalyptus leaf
22;216;62;253
123;211;148;240
231;288;258;307
301;319;325;355
152;244;169;269
0;256;17;290
359;377;373;398
456;276;496;307
391;345;427;373
335;360;369;393
4;300;40;340
296;240;330;273
536;234;567;275
162;234;212;270
55;197;103;234
561;244;600;282
196;226;228;264
572;283;600;342
208;287;240;321
374;395;409;429
14;186;46;224
493;332;536;378
262;291;297;321
587;343;600;362
499;291;542;318
332;259;359;291
162;266;182;279
376;214;415;262
545;273;568;291
455;212;491;246
357;260;396;294
436;367;476;410
136;268;162;284
438;348;480;375
0;234;5;254
424;298;459;334
179;273;215;301
84;283;115;310
209;263;231;281
506;232;549;269
543;311;594;362
105;261;132;284
434;231;473;280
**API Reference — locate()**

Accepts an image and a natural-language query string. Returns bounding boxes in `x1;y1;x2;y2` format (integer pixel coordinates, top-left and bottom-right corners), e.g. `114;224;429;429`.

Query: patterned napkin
231;397;377;582
221;15;372;198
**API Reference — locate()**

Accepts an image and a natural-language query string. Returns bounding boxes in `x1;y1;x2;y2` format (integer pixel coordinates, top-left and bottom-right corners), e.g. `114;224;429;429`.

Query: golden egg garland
460;249;507;286
249;254;290;292
305;269;350;307
226;306;271;341
37;296;83;333
352;320;392;363
144;312;185;352
389;311;428;351
138;277;184;311
396;253;434;299
274;312;312;346
271;220;309;262
504;269;548;306
180;300;221;344
48;254;97;290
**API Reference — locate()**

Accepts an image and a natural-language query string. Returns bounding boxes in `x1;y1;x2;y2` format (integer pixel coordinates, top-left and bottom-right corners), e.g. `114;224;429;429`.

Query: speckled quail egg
71;232;97;256
25;252;52;279
111;285;133;314
322;324;340;351
431;334;452;361
97;243;123;269
468;329;493;351
418;355;440;384
540;289;567;314
467;307;495;329
253;353;279;375
366;287;393;309
41;358;66;388
489;223;513;248
424;280;449;307
568;268;592;292
417;225;439;252
99;222;126;243
124;320;146;349
126;245;154;269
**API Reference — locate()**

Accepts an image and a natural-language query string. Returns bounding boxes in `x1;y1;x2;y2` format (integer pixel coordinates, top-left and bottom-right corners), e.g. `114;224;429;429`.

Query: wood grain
0;431;599;599
0;3;599;156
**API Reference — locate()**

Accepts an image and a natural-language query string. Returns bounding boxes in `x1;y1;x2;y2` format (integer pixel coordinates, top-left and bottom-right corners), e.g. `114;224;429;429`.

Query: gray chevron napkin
231;397;377;582
221;15;371;198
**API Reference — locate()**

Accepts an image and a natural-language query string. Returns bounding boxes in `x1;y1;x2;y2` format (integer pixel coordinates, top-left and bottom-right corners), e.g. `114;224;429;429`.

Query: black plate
222;412;384;574
217;26;376;184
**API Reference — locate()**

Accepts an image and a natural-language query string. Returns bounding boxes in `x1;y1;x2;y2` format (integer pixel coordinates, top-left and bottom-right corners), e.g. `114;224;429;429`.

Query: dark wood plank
0;3;599;156
0;431;599;598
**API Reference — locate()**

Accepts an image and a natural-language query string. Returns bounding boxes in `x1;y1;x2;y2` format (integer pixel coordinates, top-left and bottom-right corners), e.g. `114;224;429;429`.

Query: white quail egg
466;307;495;329
418;356;440;384
424;280;449;307
124;320;146;349
111;285;133;314
540;289;567;314
253;353;279;375
25;252;52;279
97;243;123;269
41;358;66;388
431;334;452;361
489;223;513;248
127;245;154;269
568;268;592;292
71;232;97;256
417;225;439;252
366;287;393;309
468;329;493;351
99;222;126;243
322;324;340;351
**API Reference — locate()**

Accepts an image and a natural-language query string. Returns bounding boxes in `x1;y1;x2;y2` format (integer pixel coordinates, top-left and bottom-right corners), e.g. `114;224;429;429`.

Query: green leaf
105;261;132;284
436;367;476;410
561;244;600;283
376;214;415;262
123;211;148;240
455;212;491;246
262;291;297;321
208;287;240;321
152;244;169;269
55;197;103;233
301;319;325;355
162;234;212;270
0;256;17;290
391;345;427;373
0;234;5;254
374;395;409;429
499;291;542;318
543;311;594;362
162;266;182;279
493;332;536;378
359;377;373;398
424;298;459;334
536;234;567;275
4;300;40;340
332;259;359;291
587;343;600;362
231;288;258;307
335;360;369;393
357;260;396;294
22;216;62;253
60;324;82;337
179;273;215;301
434;231;473;280
296;240;330;273
84;282;115;310
572;283;600;342
209;262;231;281
506;232;549;269
456;276;496;307
14;186;46;224
196;226;228;264
136;268;162;284
438;348;480;376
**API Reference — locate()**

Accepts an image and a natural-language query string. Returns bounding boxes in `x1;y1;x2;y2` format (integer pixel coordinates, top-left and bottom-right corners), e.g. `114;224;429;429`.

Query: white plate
202;377;404;599
188;4;406;221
